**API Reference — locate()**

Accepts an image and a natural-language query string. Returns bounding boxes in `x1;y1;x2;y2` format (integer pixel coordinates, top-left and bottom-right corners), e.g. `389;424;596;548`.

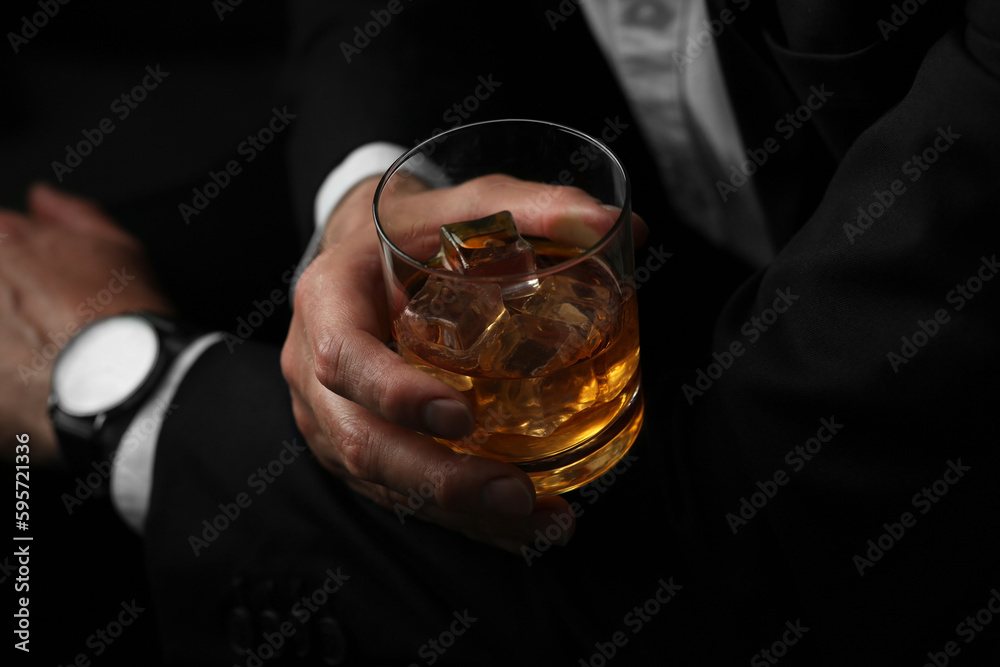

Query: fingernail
480;477;535;517
421;398;474;439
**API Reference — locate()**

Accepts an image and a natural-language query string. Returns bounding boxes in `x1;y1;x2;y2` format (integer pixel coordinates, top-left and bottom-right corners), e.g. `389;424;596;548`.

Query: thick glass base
521;381;644;497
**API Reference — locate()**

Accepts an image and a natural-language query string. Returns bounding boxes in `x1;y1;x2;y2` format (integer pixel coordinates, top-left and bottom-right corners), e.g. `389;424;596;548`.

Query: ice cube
474;312;600;437
398;345;474;392
475;372;598;438
440;211;535;274
481;313;589;378
518;275;613;358
395;276;507;371
439;211;538;298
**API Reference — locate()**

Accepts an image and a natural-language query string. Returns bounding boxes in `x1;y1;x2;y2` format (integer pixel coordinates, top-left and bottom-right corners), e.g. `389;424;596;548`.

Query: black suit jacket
144;1;1000;664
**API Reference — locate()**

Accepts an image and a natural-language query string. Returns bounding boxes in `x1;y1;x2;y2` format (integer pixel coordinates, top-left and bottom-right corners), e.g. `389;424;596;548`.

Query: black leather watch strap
50;312;195;493
52;407;139;492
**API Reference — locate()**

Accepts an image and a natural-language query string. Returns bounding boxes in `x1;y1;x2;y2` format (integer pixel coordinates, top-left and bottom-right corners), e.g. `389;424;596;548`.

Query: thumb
27;183;135;245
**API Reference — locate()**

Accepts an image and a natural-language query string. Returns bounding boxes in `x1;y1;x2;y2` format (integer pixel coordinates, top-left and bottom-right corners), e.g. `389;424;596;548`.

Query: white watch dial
52;316;160;417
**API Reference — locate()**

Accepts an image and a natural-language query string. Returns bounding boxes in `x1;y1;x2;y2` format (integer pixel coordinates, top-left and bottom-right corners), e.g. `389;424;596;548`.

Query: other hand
0;184;173;463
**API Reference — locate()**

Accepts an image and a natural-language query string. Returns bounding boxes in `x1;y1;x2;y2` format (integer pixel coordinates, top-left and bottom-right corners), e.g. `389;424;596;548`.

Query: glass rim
372;118;632;284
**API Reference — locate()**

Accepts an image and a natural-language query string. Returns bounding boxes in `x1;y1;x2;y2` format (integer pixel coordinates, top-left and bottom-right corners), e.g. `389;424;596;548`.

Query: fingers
0;210;27;244
288;310;575;552
326;393;534;516
313;323;475;439
0;216;66;333
458;174;616;242
294;227;477;440
301;174;644;444
288;322;536;519
27;183;137;246
333;449;576;554
284;173;619;552
402;174;648;250
284;301;543;538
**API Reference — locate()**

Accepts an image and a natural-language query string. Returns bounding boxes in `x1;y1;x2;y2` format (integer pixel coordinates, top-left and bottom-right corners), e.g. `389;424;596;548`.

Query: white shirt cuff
313;142;409;231
289;143;408;301
110;332;225;534
291;141;454;301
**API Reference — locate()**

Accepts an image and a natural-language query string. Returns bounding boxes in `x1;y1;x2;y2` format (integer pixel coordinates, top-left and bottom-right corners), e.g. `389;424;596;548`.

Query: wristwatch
49;312;191;490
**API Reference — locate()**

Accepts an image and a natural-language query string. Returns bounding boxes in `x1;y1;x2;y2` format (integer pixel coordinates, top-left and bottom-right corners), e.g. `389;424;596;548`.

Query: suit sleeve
664;1;1000;662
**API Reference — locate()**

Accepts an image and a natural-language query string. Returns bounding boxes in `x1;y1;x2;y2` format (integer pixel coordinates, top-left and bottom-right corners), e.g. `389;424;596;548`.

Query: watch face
51;316;160;417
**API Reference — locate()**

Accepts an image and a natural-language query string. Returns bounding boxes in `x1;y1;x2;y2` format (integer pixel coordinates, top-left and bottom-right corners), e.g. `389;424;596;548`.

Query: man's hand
281;173;645;552
0;184;173;463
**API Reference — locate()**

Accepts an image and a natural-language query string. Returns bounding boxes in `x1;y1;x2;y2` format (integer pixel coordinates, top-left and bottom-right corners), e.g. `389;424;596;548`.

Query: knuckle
288;398;316;441
279;337;297;385
290;282;309;315
542;182;579;207
335;416;379;483
430;467;463;509
369;357;412;423
471;173;512;189
313;328;350;393
291;261;320;312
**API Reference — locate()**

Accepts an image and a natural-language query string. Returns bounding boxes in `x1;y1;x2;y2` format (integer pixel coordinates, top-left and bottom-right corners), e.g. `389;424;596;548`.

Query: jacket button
226;605;253;656
315;615;347;665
